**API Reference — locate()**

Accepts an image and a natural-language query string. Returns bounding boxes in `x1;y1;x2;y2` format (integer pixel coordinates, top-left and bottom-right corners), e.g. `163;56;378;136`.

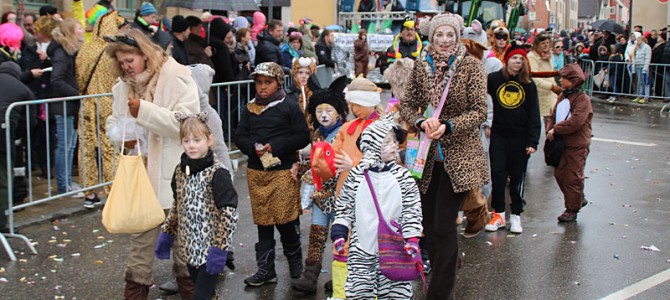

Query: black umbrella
591;20;625;34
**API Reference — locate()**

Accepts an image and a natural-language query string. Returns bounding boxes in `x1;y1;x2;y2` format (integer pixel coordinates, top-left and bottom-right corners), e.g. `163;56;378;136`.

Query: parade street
0;101;669;300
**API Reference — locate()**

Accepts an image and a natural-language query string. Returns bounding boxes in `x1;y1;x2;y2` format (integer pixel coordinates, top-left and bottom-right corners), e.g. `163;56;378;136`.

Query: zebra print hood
358;114;395;171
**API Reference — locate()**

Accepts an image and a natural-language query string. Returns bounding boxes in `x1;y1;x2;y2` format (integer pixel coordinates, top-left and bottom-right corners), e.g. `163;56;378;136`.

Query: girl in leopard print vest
154;113;238;299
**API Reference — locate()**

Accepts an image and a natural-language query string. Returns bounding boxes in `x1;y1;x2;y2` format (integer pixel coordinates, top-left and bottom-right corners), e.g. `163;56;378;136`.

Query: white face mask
380;132;398;163
315;103;339;127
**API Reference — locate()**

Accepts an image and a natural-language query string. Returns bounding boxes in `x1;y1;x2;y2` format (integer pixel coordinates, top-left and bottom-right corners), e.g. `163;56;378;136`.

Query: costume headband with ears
307;74;348;95
292;56;317;68
174;112;212;133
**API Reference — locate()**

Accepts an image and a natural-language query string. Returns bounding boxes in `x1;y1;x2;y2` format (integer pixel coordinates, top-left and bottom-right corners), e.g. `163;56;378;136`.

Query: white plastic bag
106;116;148;156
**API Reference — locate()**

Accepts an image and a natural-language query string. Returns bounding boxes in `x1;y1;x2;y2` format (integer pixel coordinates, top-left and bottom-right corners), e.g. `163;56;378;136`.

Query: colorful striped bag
363;171;424;282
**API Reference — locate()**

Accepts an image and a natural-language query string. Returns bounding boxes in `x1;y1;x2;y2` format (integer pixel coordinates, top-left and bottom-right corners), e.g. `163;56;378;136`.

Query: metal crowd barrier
1;67;335;260
579;59;670;113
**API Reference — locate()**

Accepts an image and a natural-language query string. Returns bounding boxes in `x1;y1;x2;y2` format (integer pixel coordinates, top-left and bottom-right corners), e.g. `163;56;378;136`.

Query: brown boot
175;276;195;300
123;280;150;300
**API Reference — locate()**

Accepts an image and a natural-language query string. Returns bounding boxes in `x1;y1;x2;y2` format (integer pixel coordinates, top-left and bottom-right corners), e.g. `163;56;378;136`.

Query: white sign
334;33;396;52
529;12;536;21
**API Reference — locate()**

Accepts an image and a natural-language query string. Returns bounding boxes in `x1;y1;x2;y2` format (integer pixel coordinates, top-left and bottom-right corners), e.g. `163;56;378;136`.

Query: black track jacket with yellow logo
487;70;541;149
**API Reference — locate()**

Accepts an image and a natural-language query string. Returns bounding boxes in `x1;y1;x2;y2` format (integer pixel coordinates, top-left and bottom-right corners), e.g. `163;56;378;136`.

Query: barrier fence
579;59;670;113
0;67;334;261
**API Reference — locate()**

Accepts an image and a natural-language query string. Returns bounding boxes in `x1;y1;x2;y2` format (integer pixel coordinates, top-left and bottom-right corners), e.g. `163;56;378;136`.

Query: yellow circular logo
496;81;525;109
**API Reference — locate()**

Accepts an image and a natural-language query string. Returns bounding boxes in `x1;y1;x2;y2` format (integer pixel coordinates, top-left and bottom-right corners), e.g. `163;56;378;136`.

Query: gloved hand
206;246;228;275
440;120;454;135
330;224;349;255
154;232;174;260
404;237;422;263
225;250;236;271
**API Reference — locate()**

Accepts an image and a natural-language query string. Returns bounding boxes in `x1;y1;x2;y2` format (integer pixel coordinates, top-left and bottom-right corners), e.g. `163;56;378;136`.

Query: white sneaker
67;185;85;199
509;214;523;233
484;212;506;231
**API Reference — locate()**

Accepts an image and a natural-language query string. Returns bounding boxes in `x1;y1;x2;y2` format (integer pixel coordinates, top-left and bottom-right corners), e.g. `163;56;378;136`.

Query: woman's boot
244;240;277;286
282;239;303;279
292;225;328;293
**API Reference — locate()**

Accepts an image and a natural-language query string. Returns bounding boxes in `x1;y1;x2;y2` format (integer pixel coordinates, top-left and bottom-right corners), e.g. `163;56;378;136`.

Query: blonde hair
105;29;168;78
180;117;212;141
52;18;84;56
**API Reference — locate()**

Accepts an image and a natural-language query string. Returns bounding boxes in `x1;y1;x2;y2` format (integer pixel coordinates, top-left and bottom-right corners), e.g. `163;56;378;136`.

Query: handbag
102;121;165;234
363;170;425;283
544;112;570;167
405;75;454;179
593;69;608;88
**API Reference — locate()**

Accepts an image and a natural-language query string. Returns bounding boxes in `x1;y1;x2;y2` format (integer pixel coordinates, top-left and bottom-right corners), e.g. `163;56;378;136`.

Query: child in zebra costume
155;113;239;299
331;116;423;299
292;75;349;294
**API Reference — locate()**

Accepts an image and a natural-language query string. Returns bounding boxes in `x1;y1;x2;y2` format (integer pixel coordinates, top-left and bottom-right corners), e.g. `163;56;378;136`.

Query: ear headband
175;112;212;133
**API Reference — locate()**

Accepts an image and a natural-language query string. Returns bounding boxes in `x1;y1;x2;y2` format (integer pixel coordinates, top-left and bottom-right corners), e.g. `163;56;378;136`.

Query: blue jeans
311;203;334;227
55;115;77;193
635;67;650;98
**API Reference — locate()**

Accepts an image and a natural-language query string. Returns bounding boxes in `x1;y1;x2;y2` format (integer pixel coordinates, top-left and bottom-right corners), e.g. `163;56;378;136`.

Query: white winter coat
107;57;200;209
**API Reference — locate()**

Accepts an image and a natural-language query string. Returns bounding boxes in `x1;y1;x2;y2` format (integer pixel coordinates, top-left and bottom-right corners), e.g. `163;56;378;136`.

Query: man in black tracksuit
485;44;541;234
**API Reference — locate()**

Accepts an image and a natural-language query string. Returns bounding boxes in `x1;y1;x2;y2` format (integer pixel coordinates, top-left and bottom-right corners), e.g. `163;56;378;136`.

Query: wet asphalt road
1;102;669;300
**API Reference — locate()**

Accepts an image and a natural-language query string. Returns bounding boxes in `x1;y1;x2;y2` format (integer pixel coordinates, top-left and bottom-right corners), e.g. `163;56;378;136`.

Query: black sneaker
83;193;101;209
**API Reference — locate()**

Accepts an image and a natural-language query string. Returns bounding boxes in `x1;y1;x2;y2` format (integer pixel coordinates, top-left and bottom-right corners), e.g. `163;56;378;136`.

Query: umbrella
162;0;259;12
590;20;624;34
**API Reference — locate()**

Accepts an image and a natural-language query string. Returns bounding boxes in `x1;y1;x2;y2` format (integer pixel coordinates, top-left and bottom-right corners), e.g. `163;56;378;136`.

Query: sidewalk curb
591;96;668;110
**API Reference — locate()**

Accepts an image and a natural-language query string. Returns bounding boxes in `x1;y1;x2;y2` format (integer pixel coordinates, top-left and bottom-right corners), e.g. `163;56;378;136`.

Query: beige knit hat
345;78;380;107
429;13;463;43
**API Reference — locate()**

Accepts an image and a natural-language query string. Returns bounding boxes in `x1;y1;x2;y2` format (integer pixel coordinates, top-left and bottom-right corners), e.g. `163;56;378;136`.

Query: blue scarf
318;119;343;141
552;53;564;70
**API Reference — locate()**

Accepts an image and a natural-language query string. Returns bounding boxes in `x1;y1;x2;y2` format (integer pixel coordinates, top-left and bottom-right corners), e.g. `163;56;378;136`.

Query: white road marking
592;137;657;147
599;268;670;300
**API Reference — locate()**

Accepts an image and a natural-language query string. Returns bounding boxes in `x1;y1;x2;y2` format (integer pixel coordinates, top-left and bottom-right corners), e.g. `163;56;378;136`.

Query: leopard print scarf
428;43;467;108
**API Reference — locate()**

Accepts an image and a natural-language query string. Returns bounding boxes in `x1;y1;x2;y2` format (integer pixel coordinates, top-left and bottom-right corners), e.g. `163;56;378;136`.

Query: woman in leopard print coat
398;13;488;300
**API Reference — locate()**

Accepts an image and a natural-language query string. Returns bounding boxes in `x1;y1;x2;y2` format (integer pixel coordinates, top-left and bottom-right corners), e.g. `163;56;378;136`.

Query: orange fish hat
310;141;337;191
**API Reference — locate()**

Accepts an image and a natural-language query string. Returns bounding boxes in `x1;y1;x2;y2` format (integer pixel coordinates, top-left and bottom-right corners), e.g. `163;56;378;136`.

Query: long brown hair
52;18;84;55
502;56;532;84
105;29;167;78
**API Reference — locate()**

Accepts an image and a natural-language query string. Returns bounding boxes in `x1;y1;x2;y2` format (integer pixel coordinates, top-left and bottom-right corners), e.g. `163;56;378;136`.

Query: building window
14;0;53;13
115;0;144;18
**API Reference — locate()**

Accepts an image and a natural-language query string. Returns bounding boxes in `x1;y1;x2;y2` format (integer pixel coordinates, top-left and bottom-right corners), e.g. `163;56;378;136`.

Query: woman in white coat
105;29;200;299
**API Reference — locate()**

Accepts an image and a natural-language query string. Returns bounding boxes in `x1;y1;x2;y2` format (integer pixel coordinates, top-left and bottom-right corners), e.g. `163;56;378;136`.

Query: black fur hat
307;75;349;129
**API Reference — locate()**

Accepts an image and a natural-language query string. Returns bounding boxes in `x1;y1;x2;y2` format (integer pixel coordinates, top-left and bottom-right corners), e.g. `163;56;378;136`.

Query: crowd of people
0;1;635;299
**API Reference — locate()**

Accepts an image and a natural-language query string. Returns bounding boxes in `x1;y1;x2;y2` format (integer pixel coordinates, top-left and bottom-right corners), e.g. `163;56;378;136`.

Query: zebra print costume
332;117;423;299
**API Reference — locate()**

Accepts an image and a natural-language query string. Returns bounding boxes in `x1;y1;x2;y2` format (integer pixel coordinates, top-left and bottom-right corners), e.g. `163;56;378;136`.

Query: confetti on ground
613;254;620;259
97;236;105;239
19;277;26;283
53;285;61;291
95;260;104;264
622;204;632;207
53;226;60;231
574;281;580;285
0;278;7;283
48;240;57;244
321;269;328;273
0;268;4;273
56;244;67;248
93;243;107;249
485;241;493;246
506;235;515;238
71;253;80;257
50;270;57;273
92;229;100;233
621;236;628;239
48;255;57;259
570;241;576;244
532;234;538;238
19;259;27;263
63;239;71;243
641;245;661;252
609;222;616;226
53;257;64;262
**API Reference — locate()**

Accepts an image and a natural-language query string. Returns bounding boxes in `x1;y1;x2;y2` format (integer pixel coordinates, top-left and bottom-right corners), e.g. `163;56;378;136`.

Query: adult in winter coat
546;63;593;222
130;2;171;50
354;29;370;78
0;61;34;233
379;18;423;74
256;20;290;73
233;28;252;81
315;30;336;68
630;34;652;103
207;18;235;84
105;29;199;299
75;11;125;206
49;19;84;196
650;33;666;97
235;62;310;287
484;44;541;234
528;31;561;127
589;30;616;63
662;35;670;98
399;13;488;300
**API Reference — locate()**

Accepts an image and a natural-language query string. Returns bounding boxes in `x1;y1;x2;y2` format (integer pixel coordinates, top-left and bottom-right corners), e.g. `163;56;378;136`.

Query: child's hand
154;233;173;260
290;162;300;182
334;150;353;173
333;238;347;255
128;98;141;118
404;237;420;257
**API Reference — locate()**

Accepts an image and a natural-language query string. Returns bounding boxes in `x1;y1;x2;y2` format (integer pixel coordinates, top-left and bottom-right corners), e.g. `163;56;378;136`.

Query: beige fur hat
429;13;464;43
346;78;380;107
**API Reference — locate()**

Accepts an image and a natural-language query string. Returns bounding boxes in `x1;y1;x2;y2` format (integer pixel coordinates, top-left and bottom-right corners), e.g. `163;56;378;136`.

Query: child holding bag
331;116;423;299
155;113;239;299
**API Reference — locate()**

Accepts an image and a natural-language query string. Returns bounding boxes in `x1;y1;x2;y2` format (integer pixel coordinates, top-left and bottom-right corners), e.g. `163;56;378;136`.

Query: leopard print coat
163;162;238;267
399;48;489;194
